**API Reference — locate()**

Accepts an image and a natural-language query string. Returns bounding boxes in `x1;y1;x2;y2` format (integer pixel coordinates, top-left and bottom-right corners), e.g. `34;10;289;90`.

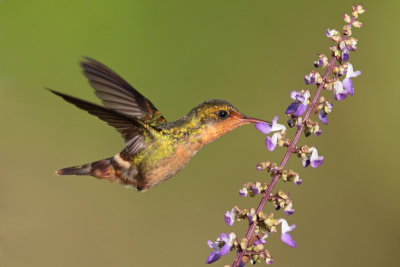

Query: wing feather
81;57;166;125
48;89;152;155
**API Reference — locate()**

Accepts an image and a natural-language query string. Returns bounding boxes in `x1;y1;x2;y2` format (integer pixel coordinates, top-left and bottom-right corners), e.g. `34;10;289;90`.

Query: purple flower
294;177;303;185
255;116;286;152
254;234;268;246
284;203;295;215
252;183;260;195
279;219;297;248
266;258;274;264
266;133;280;151
341;46;350;61
303;147;324;168
255;115;286;134
342;63;361;95
325;29;340;42
318;102;332;125
224;209;235;226
285;91;310;116
310;147;324;168
318;109;328;124
248;208;256;223
304;73;316;85
206;233;236;264
333;63;361;100
239;187;248;197
326;29;336;38
333;80;348;101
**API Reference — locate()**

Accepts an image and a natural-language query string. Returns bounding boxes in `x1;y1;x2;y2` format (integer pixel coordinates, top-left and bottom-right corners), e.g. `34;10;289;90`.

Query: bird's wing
48;89;154;155
80;57;166;126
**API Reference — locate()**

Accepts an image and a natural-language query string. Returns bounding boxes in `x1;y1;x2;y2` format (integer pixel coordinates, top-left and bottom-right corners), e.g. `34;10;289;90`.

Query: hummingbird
50;57;269;191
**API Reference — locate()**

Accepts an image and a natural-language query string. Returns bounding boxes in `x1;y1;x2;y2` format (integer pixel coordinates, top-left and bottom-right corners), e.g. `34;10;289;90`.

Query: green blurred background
0;0;398;266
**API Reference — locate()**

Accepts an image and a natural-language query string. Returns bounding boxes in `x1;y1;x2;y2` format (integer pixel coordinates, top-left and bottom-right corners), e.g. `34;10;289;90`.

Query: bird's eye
217;110;229;119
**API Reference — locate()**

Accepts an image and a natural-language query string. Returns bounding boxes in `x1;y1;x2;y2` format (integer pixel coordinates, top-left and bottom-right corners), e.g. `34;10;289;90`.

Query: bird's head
184;99;269;145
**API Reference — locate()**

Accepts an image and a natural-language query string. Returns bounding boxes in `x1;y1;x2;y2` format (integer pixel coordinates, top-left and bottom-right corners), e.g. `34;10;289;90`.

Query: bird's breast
139;141;202;190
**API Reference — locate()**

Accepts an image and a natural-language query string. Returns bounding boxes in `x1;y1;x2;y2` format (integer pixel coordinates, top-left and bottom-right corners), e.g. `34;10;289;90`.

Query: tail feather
56;154;138;187
56;163;92;176
56;158;116;179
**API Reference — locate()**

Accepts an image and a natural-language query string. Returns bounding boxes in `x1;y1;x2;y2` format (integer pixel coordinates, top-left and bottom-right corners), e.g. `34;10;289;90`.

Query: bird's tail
56;158;119;182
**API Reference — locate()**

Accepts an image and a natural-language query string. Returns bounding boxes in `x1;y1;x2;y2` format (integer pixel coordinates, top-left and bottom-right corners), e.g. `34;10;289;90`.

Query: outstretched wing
80;57;166;125
48;89;153;155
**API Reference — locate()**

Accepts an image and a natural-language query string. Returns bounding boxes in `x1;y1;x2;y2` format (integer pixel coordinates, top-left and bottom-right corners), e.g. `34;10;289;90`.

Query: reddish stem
231;57;337;267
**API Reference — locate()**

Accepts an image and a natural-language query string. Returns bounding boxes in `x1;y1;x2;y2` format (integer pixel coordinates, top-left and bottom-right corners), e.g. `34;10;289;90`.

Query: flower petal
346;63;361;78
252;185;260;195
219;244;231;256
333;80;348;100
294;178;303;185
315;129;322;136
318;110;328;125
266;136;276;151
219;233;229;243
255;122;271;134
224;210;235;226
290;90;298;100
206;251;221;264
334;91;348;101
341;48;349;61
284;203;295;215
270;117;286;132
266;258;274;264
302;158;310;167
280;219;296;233
304;75;310;85
295;103;307;116
281;232;297;248
342;78;353;95
310;156;324;168
285;102;299;115
239;188;248;197
285;210;295;215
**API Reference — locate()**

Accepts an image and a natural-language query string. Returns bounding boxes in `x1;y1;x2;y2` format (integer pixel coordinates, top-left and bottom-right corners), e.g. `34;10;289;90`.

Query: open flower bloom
334;63;361;100
255;115;286;134
285;90;310;116
342;63;361;95
333;80;348;101
252;182;262;195
255;116;286;151
303;147;324;168
284;203;295;215
279;219;297;248
341;46;350;61
224;209;235;226
266;132;281;151
206;233;236;264
239;187;248;198
318;102;333;125
318;109;329;125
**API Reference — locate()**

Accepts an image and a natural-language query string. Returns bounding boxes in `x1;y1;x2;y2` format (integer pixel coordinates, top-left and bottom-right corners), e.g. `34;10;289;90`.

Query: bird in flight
50;57;269;191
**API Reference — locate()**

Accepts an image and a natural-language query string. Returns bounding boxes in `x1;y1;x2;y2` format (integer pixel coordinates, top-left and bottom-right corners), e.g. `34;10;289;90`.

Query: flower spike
207;5;365;266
